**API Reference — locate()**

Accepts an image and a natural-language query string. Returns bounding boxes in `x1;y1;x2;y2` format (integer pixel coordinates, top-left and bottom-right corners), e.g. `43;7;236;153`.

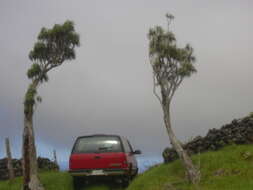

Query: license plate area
91;170;104;175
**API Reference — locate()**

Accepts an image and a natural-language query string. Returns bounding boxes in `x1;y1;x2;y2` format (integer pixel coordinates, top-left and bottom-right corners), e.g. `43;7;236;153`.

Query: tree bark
162;100;200;184
5;138;15;181
22;81;44;190
53;150;59;171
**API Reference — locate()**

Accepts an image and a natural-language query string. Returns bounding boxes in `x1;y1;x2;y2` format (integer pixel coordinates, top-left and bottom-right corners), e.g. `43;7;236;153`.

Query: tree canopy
148;14;196;101
27;20;80;82
24;20;80;112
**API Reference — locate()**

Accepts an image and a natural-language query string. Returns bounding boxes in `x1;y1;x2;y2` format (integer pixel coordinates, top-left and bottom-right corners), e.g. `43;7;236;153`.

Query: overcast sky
0;0;252;162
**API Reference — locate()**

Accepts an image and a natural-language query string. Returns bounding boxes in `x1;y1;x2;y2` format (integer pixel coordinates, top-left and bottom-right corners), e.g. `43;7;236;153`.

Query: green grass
0;172;122;190
0;172;73;190
127;144;253;190
1;145;253;190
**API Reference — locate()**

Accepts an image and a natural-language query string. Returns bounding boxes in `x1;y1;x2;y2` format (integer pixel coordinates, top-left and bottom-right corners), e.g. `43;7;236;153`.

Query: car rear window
72;136;123;153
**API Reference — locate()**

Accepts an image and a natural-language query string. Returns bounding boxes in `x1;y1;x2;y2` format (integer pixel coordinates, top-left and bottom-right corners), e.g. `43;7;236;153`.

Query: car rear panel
69;152;127;170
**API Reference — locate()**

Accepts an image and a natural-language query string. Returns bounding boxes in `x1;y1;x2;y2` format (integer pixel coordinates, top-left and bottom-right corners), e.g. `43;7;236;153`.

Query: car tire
131;168;138;179
73;176;84;189
121;176;130;188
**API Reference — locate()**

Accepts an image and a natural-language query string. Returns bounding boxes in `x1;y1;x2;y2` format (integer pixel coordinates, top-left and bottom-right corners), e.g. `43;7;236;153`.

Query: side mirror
133;150;142;155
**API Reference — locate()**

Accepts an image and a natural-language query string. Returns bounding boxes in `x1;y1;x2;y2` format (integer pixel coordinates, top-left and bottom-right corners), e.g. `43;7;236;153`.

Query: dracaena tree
23;21;80;190
148;14;200;184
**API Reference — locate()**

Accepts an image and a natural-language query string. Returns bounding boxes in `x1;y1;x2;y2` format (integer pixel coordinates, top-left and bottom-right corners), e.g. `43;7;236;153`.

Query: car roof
76;134;122;139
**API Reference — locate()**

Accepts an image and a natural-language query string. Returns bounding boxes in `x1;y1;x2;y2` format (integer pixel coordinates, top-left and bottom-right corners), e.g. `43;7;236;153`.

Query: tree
5;138;15;181
22;21;80;190
148;14;200;184
53;149;59;171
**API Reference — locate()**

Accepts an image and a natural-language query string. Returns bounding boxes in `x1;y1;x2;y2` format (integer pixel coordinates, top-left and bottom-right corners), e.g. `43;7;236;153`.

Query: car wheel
121;176;130;188
131;168;138;179
73;176;84;189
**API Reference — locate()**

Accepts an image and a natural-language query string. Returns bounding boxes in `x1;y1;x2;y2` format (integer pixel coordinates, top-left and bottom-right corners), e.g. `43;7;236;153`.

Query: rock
213;169;226;176
231;169;241;175
241;151;253;160
163;183;178;190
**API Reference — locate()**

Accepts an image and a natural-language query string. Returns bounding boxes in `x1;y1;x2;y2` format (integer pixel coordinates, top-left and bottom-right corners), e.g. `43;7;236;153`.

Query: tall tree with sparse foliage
148;14;200;184
23;21;80;190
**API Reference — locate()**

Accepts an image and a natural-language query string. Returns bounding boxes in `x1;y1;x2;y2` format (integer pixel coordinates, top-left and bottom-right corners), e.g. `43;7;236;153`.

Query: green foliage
249;112;253;118
27;20;80;83
26;64;49;82
29;20;80;65
27;64;41;79
24;20;79;112
36;96;42;103
148;14;196;97
24;84;38;113
128;145;253;190
24;85;37;106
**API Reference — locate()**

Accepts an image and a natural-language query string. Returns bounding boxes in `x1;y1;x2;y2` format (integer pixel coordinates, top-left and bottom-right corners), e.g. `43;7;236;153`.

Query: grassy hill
0;171;123;190
128;144;253;190
1;144;253;190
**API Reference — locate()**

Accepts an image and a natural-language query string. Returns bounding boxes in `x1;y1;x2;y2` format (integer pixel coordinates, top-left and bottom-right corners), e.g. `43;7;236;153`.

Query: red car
69;134;141;186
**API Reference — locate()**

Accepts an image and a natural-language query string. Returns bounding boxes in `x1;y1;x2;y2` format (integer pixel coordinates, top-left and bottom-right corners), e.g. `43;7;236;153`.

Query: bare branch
153;73;162;106
169;76;183;99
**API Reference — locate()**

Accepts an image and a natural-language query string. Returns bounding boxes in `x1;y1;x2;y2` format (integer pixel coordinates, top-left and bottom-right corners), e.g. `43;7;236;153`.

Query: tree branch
169;76;183;99
153;73;162;106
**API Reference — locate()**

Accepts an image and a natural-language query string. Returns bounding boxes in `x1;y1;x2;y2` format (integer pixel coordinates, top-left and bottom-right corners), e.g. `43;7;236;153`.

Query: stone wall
0;157;59;181
163;115;253;163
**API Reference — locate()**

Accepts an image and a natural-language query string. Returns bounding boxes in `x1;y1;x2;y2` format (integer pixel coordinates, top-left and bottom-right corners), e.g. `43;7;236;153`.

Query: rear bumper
69;168;129;176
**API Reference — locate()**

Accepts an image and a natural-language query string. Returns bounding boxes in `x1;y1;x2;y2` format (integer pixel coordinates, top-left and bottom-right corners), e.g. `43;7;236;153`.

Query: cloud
0;0;252;162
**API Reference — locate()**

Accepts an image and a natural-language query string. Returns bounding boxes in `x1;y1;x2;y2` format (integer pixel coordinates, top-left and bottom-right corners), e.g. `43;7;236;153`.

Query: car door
121;137;138;173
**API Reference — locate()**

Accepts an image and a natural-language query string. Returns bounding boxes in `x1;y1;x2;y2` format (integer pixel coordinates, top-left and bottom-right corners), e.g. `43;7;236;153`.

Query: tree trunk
5;138;15;181
53;150;59;171
162;102;200;184
22;81;44;190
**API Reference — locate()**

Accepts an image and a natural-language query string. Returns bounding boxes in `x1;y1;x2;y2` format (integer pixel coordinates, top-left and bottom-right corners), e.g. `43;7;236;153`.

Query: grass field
0;172;123;190
128;144;253;190
1;144;253;190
